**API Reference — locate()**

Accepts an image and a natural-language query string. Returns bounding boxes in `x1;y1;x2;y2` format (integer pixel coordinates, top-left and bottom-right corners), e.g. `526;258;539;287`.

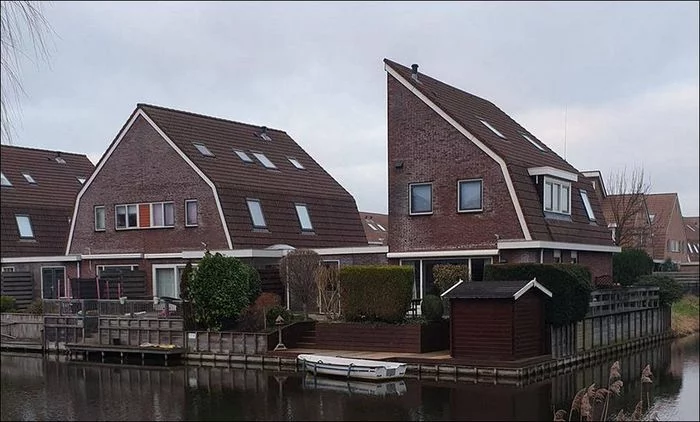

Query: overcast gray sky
5;1;699;215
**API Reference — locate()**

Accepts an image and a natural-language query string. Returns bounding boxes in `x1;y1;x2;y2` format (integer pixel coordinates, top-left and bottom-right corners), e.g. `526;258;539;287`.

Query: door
42;267;66;299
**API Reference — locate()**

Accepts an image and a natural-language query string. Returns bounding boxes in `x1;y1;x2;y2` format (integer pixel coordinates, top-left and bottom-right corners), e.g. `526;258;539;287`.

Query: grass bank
671;295;699;337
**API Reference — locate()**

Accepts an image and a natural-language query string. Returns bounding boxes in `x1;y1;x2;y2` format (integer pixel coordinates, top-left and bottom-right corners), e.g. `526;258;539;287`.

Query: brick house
645;193;690;266
600;193;654;257
66;104;384;299
384;59;620;298
1;145;95;301
683;217;699;273
359;212;389;245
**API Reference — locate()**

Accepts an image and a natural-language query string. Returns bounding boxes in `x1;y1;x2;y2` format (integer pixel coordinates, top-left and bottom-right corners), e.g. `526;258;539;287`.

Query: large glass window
15;215;34;238
155;268;178;299
246;199;267;228
94;206;105;231
544;177;571;215
458;179;483;212
42;267;66;299
410;183;432;215
295;204;313;231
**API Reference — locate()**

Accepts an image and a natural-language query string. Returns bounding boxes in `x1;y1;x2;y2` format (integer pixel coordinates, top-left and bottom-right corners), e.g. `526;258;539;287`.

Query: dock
65;342;185;366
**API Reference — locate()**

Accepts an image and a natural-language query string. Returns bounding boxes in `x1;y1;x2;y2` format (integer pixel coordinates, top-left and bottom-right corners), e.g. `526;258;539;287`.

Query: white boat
297;354;407;380
302;374;407;396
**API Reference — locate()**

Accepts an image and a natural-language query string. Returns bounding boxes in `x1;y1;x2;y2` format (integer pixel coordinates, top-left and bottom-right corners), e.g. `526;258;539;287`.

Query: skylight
0;173;11;187
23;173;36;184
688;224;696;232
260;133;272;141
376;223;386;231
253;153;277;169
234;150;254;163
521;133;546;151
246;199;267;229
55;156;66;164
288;157;305;170
15;215;34;238
688;244;694;254
480;119;506;139
77;177;86;185
580;190;596;221
295;204;313;231
193;143;215;157
367;222;378;231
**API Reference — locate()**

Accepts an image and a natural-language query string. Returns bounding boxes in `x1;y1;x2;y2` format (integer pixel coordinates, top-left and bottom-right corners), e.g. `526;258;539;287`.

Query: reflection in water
1;334;698;421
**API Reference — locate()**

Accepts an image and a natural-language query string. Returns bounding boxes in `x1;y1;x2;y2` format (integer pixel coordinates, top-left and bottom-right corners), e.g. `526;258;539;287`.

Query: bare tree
279;249;322;318
606;166;654;250
314;264;340;319
1;1;53;144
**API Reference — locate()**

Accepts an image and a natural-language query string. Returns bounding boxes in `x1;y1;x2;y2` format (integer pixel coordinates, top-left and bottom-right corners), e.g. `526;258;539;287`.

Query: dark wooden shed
443;279;552;361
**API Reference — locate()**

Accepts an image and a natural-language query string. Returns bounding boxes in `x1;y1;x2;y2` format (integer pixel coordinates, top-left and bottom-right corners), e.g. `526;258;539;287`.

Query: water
1;334;698;421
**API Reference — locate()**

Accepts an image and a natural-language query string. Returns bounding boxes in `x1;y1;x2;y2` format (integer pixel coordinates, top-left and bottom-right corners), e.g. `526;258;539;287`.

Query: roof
136;104;368;249
1;145;95;257
645;193;682;260
442;278;553;300
600;193;652;249
384;60;613;246
359;212;388;245
684;217;699;261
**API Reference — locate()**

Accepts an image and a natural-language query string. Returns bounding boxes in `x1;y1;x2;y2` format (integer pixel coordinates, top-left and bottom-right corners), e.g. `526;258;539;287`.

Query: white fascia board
527;167;579;182
82;253;144;260
385;64;532;241
387;249;499;259
513;278;553;300
313;246;388;256
440;278;465;298
182;249;284;259
1;255;81;264
497;240;621;253
143;253;184;259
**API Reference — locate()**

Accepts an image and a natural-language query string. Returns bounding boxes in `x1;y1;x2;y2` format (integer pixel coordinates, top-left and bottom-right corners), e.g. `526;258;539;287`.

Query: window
521;133;546;151
77;177;86;185
668;240;681;253
367;222;378;231
580;190;596;221
1;172;11;186
152;264;193;299
260;132;272;141
553;249;562;264
543;177;571;215
570;251;578;264
295;204;314;231
15;215;34;238
42;267;67;299
458;179;483;212
151;202;174;227
55;156;66;164
376;223;386;231
288;157;305;169
23;173;36;184
253;153;277;169
246;199;267;229
116;204;138;229
97;265;138;276
185;200;198;227
409;183;432;215
480;119;506;139
193;143;215;157
94;206;105;231
2;267;15;273
234;150;254;163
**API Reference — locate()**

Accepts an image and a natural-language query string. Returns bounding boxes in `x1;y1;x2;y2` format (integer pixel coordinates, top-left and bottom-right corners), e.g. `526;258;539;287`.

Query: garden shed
442;278;552;361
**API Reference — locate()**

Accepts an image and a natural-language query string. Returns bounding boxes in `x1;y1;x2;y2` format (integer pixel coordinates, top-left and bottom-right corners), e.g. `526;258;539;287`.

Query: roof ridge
137;103;287;134
0;144;90;158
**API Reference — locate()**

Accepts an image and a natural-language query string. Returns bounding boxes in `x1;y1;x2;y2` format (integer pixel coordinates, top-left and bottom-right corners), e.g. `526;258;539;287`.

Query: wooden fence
1;271;33;309
1;313;43;341
653;271;699;295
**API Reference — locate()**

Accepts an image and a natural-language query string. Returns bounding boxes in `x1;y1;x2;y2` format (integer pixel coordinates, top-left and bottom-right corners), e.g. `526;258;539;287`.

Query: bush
243;265;262;304
266;305;292;327
0;296;16;313
657;258;679;272
235;293;284;332
433;264;469;295
421;294;444;322
27;299;43;315
613;249;654;286
484;263;592;326
189;252;256;331
637;274;684;306
340;265;413;323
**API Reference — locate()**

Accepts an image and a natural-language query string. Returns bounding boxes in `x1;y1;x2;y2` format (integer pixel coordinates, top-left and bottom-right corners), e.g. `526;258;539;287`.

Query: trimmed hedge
433;264;469;294
421;294;444;322
484;263;592;326
637;274;683;306
340;266;413;323
613;249;654;286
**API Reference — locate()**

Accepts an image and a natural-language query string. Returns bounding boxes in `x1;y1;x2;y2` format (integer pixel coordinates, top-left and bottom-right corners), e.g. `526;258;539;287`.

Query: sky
3;1;699;216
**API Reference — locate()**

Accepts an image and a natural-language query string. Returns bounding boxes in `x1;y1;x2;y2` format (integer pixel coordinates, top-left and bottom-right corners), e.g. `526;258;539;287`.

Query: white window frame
409;182;433;215
193;142;215;157
22;173;37;184
152;264;194;300
234;150;254;163
41;266;68;299
94;206;106;231
543;177;571;215
252;152;277;169
457;179;483;213
570;250;578;264
480;119;506;139
2;267;15;272
115;204;139;230
521;133;546;151
1;172;11;186
150;202;175;228
55;156;66;164
246;199;268;229
288;157;305;170
553;249;562;264
77;177;86;185
580;189;596;221
295;203;314;231
97;264;139;276
15;214;34;238
185;200;198;227
376;223;386;231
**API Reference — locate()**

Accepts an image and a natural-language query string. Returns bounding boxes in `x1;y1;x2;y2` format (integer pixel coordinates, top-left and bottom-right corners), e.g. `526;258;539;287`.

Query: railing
586;286;660;317
43;298;183;318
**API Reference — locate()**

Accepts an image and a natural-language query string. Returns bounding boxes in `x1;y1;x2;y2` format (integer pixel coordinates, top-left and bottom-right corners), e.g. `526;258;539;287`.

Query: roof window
253;153;277;169
234;150;254;163
521;133;546;151
259;127;272;141
193;143;215;157
23;173;37;184
288;157;305;169
367;222;378;231
580;189;596;221
480;119;506;139
55;156;66;164
77;177;86;185
376;223;386;231
1;172;11;186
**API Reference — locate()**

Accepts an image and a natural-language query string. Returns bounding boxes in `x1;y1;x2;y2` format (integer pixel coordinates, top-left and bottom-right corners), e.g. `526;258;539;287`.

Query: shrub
421;294;444;322
637;274;684;306
280;249;322;317
340;265;413;323
243;265;262;304
0;296;16;313
433;264;469;294
27;299;43;315
484;263;592;326
235;293;284;332
189;252;255;331
266;305;292;327
613;249;654;286
657;259;679;272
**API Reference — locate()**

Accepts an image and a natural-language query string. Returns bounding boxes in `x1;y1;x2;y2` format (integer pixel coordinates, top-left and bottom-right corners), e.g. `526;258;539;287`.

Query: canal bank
671;295;700;337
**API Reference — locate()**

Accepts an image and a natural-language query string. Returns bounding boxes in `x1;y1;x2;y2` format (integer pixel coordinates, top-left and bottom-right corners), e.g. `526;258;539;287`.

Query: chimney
411;64;419;81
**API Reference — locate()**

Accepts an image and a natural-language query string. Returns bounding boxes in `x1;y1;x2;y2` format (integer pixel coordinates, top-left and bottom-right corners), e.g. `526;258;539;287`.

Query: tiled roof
683;217;699;262
138;104;368;249
645;193;680;260
600;194;652;250
443;279;551;300
359;212;388;245
384;60;613;246
1;145;95;257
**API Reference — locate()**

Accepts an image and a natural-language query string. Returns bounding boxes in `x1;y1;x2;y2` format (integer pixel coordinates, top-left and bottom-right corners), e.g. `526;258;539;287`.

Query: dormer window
480;119;506;139
543;177;570;215
1;172;11;186
23;173;37;184
193;143;214;157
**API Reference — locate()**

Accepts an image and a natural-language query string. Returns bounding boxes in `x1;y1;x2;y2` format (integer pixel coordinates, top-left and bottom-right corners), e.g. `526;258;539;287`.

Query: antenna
563;105;568;160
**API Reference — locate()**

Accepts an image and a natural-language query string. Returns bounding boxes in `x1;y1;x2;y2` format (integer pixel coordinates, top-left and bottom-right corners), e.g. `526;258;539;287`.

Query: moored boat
297;354;407;380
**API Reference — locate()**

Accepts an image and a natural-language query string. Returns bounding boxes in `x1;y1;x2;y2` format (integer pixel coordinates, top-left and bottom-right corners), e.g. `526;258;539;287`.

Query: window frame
150;202;175;228
97;264;139;276
2;266;16;272
543;177;571;215
0;172;12;186
479;119;506;139
185;199;198;227
41;266;67;299
94;206;106;231
580;189;596;221
294;203;314;231
287;157;305;170
15;214;34;239
234;150;254;163
457;179;483;213
151;264;195;299
193;142;215;157
520;132;546;152
115;204;139;230
22;173;37;184
409;182;433;215
246;199;268;229
252;152;277;169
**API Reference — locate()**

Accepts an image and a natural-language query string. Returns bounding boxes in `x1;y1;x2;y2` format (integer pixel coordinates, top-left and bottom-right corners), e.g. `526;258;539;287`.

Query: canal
1;334;698;421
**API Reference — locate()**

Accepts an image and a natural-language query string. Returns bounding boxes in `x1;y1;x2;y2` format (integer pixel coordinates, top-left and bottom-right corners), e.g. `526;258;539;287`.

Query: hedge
484;263;592;326
339;266;413;323
433;264;469;294
613;249;654;286
637;274;683;306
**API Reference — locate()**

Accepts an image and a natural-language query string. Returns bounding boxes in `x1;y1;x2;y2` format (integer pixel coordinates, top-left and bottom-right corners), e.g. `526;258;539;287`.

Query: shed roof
442;278;552;300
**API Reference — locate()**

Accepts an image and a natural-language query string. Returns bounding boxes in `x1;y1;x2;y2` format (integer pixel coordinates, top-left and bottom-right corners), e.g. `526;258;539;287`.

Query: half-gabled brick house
384;60;620;297
645;193;690;266
1;145;95;301
66;104;380;299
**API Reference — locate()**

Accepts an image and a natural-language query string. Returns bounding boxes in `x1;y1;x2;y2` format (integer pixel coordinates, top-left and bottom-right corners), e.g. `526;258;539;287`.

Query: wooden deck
65;342;185;366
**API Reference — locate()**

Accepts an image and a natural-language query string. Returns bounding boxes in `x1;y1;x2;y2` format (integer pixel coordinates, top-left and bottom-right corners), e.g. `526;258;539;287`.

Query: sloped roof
683;217;699;262
384;59;613;246
359;212;388;245
1;145;95;257
137;104;367;249
601;194;651;243
442;279;552;300
645;193;681;260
